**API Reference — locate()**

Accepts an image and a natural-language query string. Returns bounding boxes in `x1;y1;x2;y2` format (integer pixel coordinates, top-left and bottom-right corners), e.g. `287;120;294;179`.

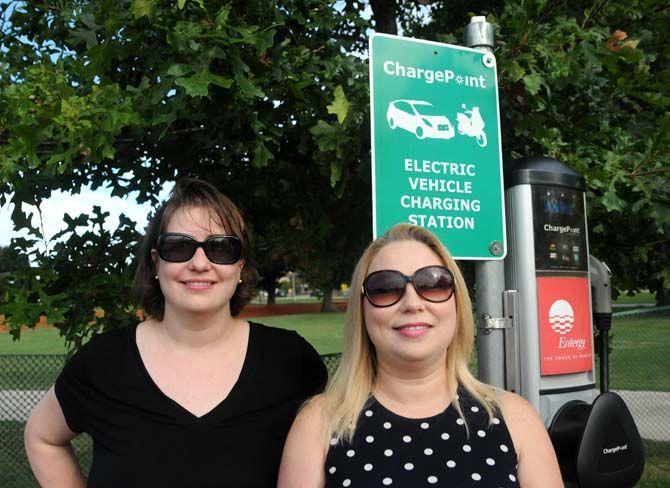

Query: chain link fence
0;355;93;487
0;353;342;488
608;309;670;445
2;313;668;488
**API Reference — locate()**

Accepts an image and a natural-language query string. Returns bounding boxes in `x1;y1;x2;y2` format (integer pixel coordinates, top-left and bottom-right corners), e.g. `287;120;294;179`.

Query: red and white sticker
537;276;593;375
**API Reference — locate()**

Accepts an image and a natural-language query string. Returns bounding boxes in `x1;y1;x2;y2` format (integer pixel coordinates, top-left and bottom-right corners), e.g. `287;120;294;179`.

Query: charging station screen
537;276;593;375
532;186;587;272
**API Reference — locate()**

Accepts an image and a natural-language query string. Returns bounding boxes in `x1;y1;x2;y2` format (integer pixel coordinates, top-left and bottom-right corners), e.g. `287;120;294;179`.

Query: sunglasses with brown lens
362;265;455;307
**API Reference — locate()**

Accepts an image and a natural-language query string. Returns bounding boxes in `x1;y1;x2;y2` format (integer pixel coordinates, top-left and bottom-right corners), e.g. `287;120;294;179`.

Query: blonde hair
323;224;502;442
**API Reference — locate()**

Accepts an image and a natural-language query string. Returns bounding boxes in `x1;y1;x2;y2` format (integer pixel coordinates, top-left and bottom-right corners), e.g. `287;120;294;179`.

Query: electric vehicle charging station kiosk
504;156;596;420
504;156;645;487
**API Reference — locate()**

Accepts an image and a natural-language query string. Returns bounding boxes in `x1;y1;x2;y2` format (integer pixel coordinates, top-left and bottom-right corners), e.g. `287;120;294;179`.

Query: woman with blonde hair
278;223;562;487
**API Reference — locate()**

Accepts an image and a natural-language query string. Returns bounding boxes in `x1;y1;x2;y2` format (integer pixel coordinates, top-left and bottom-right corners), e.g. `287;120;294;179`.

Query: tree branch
369;0;398;35
0;127;207;150
629;168;670;178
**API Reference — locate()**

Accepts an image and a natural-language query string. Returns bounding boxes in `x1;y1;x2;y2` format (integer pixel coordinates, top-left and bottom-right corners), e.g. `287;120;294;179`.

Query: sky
0;183;174;249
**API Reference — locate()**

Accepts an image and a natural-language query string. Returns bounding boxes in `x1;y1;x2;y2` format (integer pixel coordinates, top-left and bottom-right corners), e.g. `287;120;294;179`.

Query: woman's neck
373;357;457;418
156;306;242;350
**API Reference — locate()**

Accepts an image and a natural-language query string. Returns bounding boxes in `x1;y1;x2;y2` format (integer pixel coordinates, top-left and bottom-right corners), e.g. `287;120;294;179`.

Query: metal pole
465;16;507;388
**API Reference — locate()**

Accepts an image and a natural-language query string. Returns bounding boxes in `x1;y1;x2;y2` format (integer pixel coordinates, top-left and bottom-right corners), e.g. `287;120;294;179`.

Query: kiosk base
548;392;644;488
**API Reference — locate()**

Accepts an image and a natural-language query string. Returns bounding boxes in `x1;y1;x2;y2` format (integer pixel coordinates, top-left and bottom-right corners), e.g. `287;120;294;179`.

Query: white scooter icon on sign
456;104;487;147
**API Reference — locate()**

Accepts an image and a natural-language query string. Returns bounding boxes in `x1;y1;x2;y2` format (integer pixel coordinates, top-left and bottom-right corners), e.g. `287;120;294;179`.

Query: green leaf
178;0;186;9
101;144;115;160
507;62;525;83
330;159;343;187
235;72;265;98
310;120;339;152
175;70;232;97
176;76;209;97
215;6;230;29
46;151;71;167
602;181;625;212
327;85;350;124
208;73;233;89
167;64;193;77
254;29;276;54
131;0;157;19
252;142;274;168
71;29;98;49
436;33;458;44
523;71;542;95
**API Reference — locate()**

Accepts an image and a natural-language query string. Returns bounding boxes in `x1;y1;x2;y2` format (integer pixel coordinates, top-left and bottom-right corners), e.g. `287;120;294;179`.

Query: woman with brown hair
278;224;562;487
25;178;327;487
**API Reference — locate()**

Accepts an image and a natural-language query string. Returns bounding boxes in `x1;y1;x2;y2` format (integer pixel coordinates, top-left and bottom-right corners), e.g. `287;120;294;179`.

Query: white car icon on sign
386;100;455;140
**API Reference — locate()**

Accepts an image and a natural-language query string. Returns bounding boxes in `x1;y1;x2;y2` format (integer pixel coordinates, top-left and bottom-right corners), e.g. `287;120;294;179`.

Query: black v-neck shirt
55;322;328;487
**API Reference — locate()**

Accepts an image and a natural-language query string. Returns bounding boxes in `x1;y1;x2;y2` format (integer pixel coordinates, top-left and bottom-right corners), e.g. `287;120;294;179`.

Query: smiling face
152;205;243;320
363;240;457;369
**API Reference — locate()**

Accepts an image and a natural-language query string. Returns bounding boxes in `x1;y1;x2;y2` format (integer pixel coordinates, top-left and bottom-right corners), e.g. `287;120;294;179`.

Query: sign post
369;33;506;260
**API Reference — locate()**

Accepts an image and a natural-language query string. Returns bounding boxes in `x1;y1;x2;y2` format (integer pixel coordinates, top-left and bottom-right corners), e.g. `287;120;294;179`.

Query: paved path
615;390;670;442
0;389;46;421
2;389;669;441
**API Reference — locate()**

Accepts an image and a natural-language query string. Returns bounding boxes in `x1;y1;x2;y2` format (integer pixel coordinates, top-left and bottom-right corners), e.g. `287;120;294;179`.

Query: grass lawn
641;440;670;487
250;295;349;305
614;290;656;305
251;312;345;355
609;314;670;391
0;312;348;357
0;327;70;355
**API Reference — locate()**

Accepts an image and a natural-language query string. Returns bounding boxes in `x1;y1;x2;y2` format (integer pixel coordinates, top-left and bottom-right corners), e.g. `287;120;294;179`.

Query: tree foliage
0;0;668;345
392;0;670;300
0;0;371;341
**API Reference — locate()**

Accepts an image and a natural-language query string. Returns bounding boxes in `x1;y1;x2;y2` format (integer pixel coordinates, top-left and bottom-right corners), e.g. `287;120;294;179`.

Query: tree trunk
370;0;398;35
258;266;284;305
320;289;337;312
266;286;277;305
655;286;669;306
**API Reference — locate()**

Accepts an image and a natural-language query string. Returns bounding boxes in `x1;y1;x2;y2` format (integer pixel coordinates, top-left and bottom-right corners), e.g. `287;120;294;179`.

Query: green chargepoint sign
369;33;506;259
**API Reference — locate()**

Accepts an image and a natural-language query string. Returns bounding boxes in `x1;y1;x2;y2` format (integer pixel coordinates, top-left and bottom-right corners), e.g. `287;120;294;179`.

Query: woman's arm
501;391;563;488
278;396;329;488
24;386;86;488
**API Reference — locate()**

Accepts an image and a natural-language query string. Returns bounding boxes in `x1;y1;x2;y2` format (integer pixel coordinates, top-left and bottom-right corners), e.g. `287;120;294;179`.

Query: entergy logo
549;299;574;335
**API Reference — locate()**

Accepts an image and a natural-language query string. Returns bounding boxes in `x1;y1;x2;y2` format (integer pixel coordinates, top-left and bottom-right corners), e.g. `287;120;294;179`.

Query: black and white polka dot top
324;388;520;487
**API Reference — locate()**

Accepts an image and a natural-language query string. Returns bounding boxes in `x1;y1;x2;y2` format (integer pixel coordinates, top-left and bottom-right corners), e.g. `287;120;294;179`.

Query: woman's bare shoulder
296;394;328;430
498;391;563;486
499;390;538;419
496;391;546;453
277;394;330;488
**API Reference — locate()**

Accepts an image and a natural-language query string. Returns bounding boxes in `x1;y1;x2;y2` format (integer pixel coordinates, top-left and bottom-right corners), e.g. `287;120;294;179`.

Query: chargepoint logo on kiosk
538;276;593;375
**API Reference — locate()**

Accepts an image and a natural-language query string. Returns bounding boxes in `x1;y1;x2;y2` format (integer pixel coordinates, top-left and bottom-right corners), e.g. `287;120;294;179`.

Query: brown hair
133;178;257;319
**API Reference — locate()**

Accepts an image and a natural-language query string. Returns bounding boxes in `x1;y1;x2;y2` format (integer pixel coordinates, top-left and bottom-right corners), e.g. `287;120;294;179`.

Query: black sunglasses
157;233;242;265
362;265;455;308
